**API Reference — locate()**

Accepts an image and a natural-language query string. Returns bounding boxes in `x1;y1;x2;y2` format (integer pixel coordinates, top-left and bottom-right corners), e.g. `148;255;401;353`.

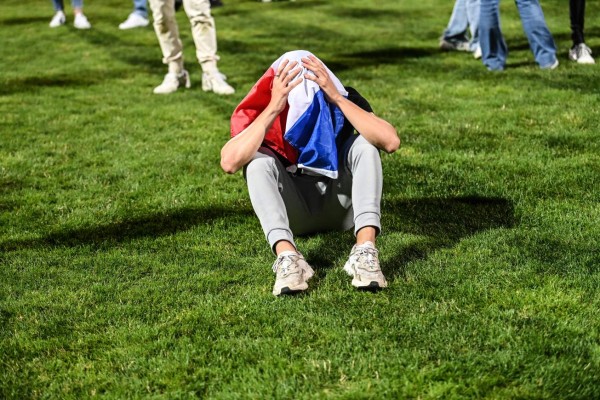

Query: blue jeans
133;0;149;18
442;0;480;51
479;0;557;70
52;0;83;11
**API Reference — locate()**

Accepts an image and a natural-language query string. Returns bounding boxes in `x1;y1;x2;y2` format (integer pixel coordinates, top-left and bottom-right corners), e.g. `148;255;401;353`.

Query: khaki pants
148;0;219;72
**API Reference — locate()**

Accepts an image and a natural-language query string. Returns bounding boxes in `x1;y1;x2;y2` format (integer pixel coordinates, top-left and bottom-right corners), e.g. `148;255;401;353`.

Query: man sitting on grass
220;50;400;296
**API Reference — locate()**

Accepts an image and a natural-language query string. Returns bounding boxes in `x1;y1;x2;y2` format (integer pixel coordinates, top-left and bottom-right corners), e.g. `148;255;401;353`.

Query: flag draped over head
230;50;348;178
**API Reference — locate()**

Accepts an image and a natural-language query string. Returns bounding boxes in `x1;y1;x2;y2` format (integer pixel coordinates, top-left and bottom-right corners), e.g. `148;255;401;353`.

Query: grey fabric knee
245;136;383;253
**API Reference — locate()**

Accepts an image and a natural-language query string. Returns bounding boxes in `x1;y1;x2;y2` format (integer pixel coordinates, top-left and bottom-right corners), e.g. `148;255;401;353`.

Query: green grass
1;0;599;398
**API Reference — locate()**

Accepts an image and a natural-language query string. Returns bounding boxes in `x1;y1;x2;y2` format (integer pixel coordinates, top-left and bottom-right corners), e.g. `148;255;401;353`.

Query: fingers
287;72;303;90
272;60;302;95
301;55;329;83
301;55;325;73
302;54;322;67
281;60;298;78
303;73;317;83
275;59;299;80
275;59;289;78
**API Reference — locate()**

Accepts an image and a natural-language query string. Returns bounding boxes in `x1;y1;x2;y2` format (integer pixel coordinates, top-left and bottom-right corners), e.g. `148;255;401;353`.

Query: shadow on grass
0;205;253;252
0;73;114;95
328;47;438;72
306;196;514;280
2;29;162;96
77;27;164;74
0;16;49;25
1;196;514;283
384;196;515;279
332;6;405;19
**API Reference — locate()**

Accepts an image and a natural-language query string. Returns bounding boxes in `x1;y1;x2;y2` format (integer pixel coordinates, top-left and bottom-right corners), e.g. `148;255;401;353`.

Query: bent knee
245;154;279;177
352;141;381;159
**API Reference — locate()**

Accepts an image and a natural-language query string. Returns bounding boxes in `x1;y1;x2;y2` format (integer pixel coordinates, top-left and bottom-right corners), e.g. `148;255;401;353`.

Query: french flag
230;50;348;178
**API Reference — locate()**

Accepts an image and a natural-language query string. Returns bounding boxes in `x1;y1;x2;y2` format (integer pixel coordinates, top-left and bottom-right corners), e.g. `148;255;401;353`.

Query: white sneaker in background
473;45;482;60
153;70;191;94
49;11;66;28
272;252;314;296
569;43;595;65
541;59;559;70
202;71;235;95
439;38;470;52
119;13;149;30
74;13;91;29
343;241;388;290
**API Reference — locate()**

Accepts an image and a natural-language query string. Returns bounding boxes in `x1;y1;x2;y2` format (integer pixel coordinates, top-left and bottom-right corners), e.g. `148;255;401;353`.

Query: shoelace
578;44;592;58
353;246;379;271
272;253;297;274
204;72;228;82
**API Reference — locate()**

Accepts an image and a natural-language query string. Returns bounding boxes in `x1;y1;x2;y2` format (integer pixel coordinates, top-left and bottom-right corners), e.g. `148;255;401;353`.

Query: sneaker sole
276;285;308;296
203;87;235;95
358;282;385;291
577;59;596;65
439;42;470;52
344;263;387;290
273;265;314;296
351;278;387;290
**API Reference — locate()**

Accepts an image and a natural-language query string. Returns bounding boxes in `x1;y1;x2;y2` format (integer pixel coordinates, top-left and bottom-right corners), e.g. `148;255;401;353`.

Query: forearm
220;105;281;174
222;60;303;174
333;96;400;153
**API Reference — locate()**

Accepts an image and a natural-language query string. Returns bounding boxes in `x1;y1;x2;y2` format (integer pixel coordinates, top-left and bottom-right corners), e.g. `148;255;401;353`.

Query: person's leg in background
466;0;481;57
568;0;595;64
182;0;235;94
515;0;557;69
479;0;507;71
49;0;91;29
148;0;191;93
440;0;471;52
120;0;150;30
49;0;66;27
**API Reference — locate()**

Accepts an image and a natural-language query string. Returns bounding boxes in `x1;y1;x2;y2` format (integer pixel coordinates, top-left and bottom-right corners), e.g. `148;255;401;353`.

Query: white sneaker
202;71;235;95
473;45;482;60
119;13;149;30
439;38;470;52
541;59;559;70
74;13;91;29
153;70;191;94
569;43;595;65
272;252;314;296
343;242;387;290
49;11;66;28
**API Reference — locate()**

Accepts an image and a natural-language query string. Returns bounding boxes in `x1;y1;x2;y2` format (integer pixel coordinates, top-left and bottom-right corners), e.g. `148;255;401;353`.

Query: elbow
387;135;401;153
220;159;239;175
220;153;240;174
383;130;401;154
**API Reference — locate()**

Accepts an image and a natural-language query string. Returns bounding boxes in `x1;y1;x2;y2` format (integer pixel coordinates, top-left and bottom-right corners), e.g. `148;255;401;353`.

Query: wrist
328;93;345;106
265;101;284;115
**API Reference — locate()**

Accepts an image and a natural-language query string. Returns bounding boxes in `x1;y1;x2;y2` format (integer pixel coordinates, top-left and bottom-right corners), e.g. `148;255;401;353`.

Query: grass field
1;0;599;398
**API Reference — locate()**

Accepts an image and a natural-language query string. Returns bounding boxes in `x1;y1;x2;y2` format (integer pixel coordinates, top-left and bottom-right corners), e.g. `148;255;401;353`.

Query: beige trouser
148;0;219;73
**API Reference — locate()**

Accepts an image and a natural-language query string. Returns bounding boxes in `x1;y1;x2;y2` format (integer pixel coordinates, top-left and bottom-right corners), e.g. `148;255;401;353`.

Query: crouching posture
220;50;400;295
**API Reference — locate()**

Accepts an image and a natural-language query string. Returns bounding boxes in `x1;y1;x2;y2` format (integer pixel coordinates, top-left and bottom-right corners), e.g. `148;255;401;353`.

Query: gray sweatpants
244;135;383;252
